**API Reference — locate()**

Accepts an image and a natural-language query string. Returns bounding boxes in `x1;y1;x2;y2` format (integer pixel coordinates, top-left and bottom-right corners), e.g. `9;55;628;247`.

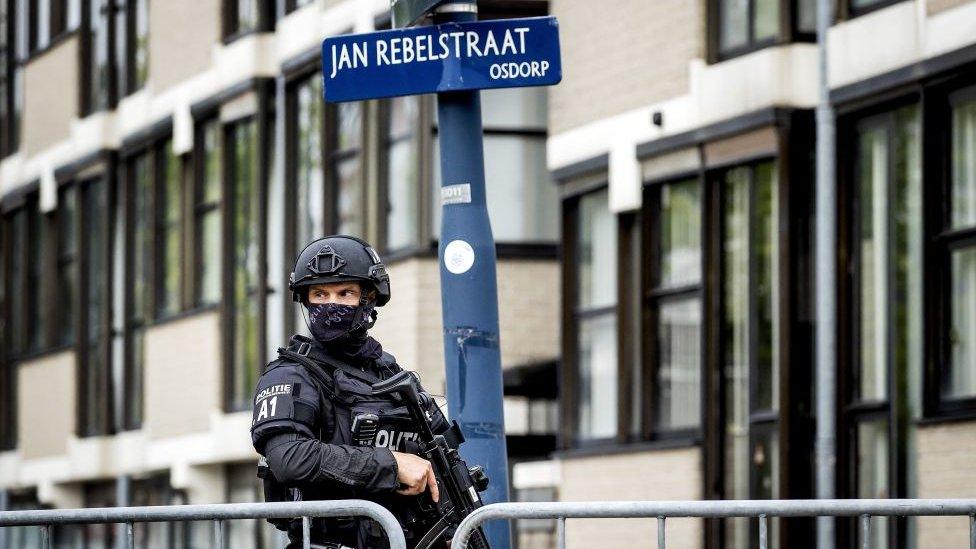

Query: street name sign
321;16;562;103
390;0;449;28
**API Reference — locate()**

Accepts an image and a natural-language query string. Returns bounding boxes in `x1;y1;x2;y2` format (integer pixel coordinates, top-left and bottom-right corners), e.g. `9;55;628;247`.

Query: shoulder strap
279;346;382;386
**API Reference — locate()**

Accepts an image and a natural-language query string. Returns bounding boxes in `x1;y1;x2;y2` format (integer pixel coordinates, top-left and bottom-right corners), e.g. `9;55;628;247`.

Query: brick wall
548;0;704;134
927;0;976;15
914;421;976;547
22;37;78;156
558;447;704;549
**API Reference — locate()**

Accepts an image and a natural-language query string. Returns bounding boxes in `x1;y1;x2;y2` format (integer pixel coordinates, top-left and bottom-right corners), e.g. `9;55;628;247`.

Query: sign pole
433;2;512;548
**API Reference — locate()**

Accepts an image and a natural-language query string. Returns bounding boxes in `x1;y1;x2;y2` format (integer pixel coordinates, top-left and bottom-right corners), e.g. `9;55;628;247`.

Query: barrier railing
0;499;406;549
451;499;976;549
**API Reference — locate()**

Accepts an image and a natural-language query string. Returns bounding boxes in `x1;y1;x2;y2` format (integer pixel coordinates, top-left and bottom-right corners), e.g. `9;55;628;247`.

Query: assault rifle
372;370;491;549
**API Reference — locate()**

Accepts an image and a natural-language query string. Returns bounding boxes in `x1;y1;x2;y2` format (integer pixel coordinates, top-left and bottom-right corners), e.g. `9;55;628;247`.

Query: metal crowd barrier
0;499;406;549
451;499;976;549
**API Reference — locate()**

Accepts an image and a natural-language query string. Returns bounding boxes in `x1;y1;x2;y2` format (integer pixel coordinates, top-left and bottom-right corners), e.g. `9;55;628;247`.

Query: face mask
307;302;376;342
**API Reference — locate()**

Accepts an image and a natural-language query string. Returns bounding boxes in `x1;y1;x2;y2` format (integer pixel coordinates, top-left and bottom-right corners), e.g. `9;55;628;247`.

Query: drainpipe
815;0;837;547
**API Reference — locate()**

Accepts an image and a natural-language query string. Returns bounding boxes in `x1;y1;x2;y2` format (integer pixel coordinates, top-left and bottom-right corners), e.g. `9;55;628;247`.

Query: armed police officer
251;235;456;548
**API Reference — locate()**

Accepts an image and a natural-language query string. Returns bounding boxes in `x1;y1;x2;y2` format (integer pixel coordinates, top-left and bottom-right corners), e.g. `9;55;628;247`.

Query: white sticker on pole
444;240;475;274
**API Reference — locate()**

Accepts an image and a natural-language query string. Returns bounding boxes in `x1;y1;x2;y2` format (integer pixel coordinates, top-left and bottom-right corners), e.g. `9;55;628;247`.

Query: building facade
550;0;976;548
0;0;559;547
3;0;976;548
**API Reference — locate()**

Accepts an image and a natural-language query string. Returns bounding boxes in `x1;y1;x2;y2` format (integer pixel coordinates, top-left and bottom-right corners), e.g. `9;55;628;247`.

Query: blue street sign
322;16;561;103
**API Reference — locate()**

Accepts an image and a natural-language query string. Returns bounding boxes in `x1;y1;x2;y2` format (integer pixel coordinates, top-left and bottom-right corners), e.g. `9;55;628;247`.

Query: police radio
351;413;379;446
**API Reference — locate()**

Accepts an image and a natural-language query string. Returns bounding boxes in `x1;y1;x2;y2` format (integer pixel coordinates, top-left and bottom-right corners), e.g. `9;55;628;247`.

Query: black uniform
251;334;449;548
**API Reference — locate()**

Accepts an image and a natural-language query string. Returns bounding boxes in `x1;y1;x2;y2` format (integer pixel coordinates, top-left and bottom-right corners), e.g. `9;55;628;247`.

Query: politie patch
255;384;293;405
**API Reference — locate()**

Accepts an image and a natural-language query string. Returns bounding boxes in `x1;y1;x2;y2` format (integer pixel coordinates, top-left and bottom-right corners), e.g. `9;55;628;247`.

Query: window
3;489;42;547
1;0;21;157
115;0;148;96
846;0;906;18
25;0;78;54
226;117;263;412
330;101;365;237
120;137;184;430
223;0;270;40
194;117;223;307
130;474;180;547
720;160;782;548
382;95;421;253
56;184;78;347
0;213;11;451
842;104;921;548
942;89;976;402
82;480;117;549
287;73;324;253
83;0;114;113
5;206;27;357
432;87;557;244
285;72;323;335
126;151;150;430
79;177;113;437
226;463;277;548
25;196;46;354
282;0;313;14
569;188;618;442
644;178;703;435
710;0;816;61
157;139;183;318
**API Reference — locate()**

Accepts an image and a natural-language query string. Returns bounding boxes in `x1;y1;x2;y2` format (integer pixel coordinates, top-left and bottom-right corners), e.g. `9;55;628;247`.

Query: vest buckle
297;342;311;356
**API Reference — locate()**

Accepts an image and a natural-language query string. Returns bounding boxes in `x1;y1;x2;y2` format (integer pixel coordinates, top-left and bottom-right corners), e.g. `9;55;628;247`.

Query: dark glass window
226;117;262;412
157;139;183;318
0;0;21;157
286;73;323;335
572;188;617;441
83;480;117;549
125;152;150;431
84;0;113;113
224;0;268;39
283;0;312;14
432;88;556;244
56;184;78;346
194;117;223;307
6;206;26;356
711;0;817;61
944;91;976;400
3;490;42;547
291;74;324;251
0;214;10;451
25;196;45;353
331;101;364;236
79;177;112;437
130;474;177;547
115;0;147;96
383;95;421;253
844;104;921;548
226;463;278;548
645;178;703;434
721;160;781;548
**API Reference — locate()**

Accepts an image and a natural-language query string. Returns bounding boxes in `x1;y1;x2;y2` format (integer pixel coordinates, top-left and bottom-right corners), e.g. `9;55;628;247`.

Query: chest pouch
331;370;420;452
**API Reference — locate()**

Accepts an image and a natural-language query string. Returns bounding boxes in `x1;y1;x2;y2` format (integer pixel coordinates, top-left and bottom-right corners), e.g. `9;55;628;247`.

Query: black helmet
289;235;391;306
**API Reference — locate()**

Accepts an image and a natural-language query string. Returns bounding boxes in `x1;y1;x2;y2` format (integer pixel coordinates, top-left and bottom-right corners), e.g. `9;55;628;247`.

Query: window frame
836;99;922;549
641;174;706;442
221;0;273;43
80;0;119;115
221;85;271;412
923;80;976;420
76;174;116;437
377;94;426;255
841;0;909;19
561;182;626;448
191;115;224;310
707;0;816;63
1;0;21;158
